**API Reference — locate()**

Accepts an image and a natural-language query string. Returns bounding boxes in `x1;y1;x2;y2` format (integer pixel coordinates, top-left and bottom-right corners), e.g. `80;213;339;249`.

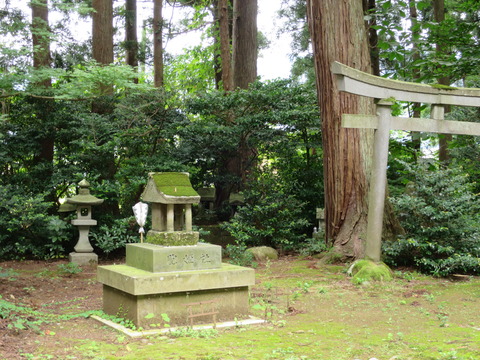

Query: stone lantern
67;179;104;265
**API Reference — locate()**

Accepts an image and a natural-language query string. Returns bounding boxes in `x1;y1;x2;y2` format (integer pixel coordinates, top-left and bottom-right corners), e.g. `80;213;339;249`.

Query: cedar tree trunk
307;0;375;258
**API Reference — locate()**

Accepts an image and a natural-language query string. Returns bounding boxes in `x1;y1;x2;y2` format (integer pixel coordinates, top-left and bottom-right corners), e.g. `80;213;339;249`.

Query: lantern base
69;252;98;266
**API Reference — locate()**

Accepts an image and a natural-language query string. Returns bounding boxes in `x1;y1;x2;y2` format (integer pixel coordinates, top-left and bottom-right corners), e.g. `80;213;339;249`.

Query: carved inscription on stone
167;254;178;266
183;254;195;265
200;253;211;264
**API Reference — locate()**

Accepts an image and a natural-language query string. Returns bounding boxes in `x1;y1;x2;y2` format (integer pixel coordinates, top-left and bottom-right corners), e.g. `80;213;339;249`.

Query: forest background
0;0;479;277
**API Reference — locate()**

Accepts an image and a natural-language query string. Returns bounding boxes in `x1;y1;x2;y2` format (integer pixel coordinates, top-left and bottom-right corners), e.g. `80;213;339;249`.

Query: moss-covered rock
246;246;278;262
145;230;199;246
348;259;393;285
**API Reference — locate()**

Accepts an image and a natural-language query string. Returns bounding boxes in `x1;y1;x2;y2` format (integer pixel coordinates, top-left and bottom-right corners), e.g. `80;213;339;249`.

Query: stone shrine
97;172;255;328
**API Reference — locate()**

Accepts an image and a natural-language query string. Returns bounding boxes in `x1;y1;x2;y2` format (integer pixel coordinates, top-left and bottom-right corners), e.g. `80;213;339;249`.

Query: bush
298;237;328;257
383;163;480;276
0;185;73;260
221;170;310;252
90;217;138;256
224;243;257;268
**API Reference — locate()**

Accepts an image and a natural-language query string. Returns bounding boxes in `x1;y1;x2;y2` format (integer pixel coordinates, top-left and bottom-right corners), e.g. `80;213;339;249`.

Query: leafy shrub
90;217;138;256
0;185;73;260
384;163;480;276
224;243;257;268
298;237;328;257
222;170;310;252
57;262;83;276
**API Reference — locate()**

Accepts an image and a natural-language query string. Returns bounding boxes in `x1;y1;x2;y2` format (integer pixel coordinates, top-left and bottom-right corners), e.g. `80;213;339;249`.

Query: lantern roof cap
66;179;104;205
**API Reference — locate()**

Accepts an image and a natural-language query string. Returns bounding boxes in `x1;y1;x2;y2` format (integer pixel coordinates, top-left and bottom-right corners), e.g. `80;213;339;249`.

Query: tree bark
433;0;451;163
218;0;232;91
153;0;164;87
125;0;138;73
232;0;257;89
409;0;422;154
363;0;379;76
92;0;113;65
306;0;375;258
31;0;53;173
32;0;51;74
31;0;56;209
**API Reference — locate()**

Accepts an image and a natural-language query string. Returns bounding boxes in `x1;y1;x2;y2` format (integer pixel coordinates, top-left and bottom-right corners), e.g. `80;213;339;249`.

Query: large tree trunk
306;0;375;258
153;0;164;87
92;0;113;65
125;0;138;73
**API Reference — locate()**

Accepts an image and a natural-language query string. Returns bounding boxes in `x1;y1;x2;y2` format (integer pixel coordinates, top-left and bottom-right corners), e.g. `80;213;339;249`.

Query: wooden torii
332;62;480;262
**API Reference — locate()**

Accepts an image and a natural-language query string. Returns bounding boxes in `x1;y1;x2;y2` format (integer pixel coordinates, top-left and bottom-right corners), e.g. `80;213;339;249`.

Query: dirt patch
0;259;110;360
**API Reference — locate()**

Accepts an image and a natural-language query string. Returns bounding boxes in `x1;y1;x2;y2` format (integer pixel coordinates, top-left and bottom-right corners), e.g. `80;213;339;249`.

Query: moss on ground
349;259;394;284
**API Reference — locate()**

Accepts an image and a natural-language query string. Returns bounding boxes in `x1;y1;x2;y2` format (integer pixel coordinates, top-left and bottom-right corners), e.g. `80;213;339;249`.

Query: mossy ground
1;257;479;360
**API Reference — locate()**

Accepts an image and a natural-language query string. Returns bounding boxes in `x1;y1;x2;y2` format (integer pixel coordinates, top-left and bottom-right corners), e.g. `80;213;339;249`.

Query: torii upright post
331;61;480;263
365;100;393;262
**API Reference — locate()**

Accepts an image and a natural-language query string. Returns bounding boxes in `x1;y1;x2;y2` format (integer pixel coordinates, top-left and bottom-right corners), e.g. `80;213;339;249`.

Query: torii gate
331;62;480;263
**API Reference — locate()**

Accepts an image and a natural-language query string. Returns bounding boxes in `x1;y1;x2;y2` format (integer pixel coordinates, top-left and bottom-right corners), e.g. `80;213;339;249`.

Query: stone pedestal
97;243;255;328
69;252;98;266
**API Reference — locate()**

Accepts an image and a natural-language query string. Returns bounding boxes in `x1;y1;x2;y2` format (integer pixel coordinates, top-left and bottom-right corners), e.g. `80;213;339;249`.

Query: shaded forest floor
0;257;479;360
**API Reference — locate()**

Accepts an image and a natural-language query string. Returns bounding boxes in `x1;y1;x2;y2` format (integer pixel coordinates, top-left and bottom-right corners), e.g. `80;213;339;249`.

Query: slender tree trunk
218;0;232;91
232;0;257;89
91;0;118;216
32;0;51;75
214;0;257;216
409;0;422;154
433;0;451;163
92;0;113;65
153;0;164;87
363;0;379;76
307;0;375;258
125;0;138;78
31;0;55;206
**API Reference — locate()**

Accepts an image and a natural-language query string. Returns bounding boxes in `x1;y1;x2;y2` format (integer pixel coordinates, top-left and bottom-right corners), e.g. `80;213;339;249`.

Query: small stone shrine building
142;172;200;246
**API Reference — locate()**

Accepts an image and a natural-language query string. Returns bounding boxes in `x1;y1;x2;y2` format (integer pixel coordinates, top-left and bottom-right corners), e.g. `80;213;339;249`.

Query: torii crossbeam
332;62;480;262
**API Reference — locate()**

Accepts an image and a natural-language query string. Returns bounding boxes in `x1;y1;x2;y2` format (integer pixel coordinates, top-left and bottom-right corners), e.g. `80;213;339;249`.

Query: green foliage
298;237;328;257
90;218;138;256
184;79;322;225
224;243;257;268
384;163;480;276
0;185;73;260
372;0;480;83
0;294;96;333
56;262;83;276
222;169;311;251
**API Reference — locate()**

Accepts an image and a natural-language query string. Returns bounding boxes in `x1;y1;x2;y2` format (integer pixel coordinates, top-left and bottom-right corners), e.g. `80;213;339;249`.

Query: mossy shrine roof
141;172;201;204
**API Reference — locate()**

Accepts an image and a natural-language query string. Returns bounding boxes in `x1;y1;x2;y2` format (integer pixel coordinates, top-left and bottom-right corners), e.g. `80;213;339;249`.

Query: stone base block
97;263;255;327
146;230;199;246
69;252;98;266
103;285;250;327
97;263;254;295
126;243;222;273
